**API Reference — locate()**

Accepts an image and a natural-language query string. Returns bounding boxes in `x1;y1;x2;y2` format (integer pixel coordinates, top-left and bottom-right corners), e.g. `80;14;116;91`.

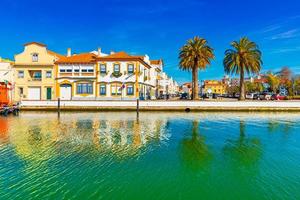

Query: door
60;84;72;100
28;87;41;100
46;88;52;100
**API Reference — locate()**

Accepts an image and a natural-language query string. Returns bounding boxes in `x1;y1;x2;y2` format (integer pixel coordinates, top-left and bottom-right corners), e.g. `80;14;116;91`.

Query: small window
18;71;24;78
128;64;134;74
19;87;24;95
60;69;66;73
66;69;72;73
114;64;120;73
46;71;52;78
33;72;42;79
88;69;94;73
100;64;106;73
32;53;38;62
82;69;88;73
127;85;134;95
100;84;106;95
74;69;80;73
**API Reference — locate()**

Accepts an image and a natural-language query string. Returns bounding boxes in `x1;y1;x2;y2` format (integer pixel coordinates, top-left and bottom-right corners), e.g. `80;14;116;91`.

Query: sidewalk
20;100;300;111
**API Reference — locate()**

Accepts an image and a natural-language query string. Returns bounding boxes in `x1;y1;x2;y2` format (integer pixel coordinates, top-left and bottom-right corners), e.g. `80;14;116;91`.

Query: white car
246;93;258;99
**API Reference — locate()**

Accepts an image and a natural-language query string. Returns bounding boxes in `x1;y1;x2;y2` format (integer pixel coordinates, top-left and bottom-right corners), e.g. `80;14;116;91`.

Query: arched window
32;53;39;62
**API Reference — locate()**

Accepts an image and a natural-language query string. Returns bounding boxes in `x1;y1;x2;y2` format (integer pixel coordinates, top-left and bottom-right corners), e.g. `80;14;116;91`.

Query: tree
223;37;262;100
266;73;280;93
179;37;215;100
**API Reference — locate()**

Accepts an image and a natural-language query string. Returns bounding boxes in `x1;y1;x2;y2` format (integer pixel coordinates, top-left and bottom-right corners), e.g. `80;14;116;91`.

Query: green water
0;112;300;200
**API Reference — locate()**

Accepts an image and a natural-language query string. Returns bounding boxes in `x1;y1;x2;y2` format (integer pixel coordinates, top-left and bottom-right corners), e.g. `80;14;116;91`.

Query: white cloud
270;29;299;40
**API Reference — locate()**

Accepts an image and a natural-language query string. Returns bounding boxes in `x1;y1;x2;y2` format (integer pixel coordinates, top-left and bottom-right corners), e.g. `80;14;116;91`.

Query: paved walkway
20;100;300;111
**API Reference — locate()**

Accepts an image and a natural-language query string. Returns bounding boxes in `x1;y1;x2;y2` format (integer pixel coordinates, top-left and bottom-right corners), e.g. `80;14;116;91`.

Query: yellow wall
13;44;57;101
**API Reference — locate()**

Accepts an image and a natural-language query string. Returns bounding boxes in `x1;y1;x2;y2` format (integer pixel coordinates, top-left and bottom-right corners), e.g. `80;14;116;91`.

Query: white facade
0;58;13;84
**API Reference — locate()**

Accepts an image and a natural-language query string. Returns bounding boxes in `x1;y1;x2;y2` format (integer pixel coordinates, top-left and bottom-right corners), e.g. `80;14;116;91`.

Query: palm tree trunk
194;66;199;100
191;68;195;100
239;67;245;101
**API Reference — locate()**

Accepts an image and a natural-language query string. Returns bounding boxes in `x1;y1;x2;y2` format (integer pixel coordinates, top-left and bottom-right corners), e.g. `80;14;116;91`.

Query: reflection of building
13;42;63;101
203;80;226;94
8;113;169;160
0;118;9;145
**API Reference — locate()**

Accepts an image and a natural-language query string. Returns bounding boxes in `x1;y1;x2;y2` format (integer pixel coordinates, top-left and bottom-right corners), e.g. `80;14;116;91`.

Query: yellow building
13;42;64;101
203;80;226;94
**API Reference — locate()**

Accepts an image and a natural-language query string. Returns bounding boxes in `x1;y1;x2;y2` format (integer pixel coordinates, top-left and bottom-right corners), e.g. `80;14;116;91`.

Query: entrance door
28;87;41;100
46;88;52;100
60;84;72;100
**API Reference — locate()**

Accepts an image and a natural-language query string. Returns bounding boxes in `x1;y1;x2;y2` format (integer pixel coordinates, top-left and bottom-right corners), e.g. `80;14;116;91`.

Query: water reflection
223;120;262;166
180;120;212;171
7;113;170;161
0;117;9;145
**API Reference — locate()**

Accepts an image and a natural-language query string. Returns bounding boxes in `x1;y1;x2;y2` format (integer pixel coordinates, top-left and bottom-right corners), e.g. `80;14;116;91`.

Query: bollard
58;98;61;117
136;98;139;117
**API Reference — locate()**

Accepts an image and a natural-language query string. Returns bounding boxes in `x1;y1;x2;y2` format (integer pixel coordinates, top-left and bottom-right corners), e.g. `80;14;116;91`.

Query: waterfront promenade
20;100;300;111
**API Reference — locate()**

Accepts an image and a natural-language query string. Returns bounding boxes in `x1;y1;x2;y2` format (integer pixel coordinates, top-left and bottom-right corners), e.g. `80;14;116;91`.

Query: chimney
98;47;102;56
110;50;115;55
67;48;71;57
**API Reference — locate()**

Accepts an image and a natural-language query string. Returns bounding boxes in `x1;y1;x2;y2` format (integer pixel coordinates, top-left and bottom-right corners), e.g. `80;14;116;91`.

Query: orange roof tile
97;51;151;69
56;53;97;64
150;60;161;65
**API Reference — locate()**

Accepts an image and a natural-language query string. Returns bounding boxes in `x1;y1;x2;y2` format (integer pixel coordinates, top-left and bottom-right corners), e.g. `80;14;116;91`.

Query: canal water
0;112;300;200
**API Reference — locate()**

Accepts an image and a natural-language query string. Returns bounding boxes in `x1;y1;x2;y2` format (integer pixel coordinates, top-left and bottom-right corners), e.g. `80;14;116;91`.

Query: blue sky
1;0;300;84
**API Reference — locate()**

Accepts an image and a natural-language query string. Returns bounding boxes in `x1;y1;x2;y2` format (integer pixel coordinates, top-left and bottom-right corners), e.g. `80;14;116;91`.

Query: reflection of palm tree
180;120;212;171
224;120;262;166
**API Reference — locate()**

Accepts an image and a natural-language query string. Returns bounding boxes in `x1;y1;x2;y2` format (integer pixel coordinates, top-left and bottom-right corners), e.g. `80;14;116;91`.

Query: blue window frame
114;64;120;73
77;83;93;94
128;64;134;74
127;85;134;95
100;84;106;95
100;64;106;73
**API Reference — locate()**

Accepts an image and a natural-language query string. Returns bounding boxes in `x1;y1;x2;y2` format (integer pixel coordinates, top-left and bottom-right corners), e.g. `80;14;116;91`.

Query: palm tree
179;37;214;100
223;37;262;100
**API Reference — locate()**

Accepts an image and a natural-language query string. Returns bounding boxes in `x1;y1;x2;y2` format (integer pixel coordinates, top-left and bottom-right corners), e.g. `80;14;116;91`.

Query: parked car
271;94;286;101
259;92;273;100
180;93;189;100
246;93;259;100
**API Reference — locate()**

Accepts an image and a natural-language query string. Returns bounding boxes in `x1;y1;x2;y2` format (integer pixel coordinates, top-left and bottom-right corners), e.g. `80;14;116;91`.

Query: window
60;69;66;73
66;69;72;73
100;64;106;74
46;71;52;78
81;69;88;73
18;71;24;78
74;67;80;73
33;71;42;79
127;85;134;95
32;53;38;62
128;64;134;74
100;84;106;95
114;64;120;73
77;83;93;94
19;87;23;96
111;83;121;96
88;69;94;73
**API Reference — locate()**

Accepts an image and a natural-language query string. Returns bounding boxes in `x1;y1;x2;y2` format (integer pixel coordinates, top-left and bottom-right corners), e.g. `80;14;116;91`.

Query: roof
56;53;97;64
150;60;162;65
47;50;65;59
97;51;151;69
100;51;144;59
24;42;47;47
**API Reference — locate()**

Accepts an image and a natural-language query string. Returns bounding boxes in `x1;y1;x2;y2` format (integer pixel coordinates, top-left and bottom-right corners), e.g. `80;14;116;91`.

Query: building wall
13;44;57;101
